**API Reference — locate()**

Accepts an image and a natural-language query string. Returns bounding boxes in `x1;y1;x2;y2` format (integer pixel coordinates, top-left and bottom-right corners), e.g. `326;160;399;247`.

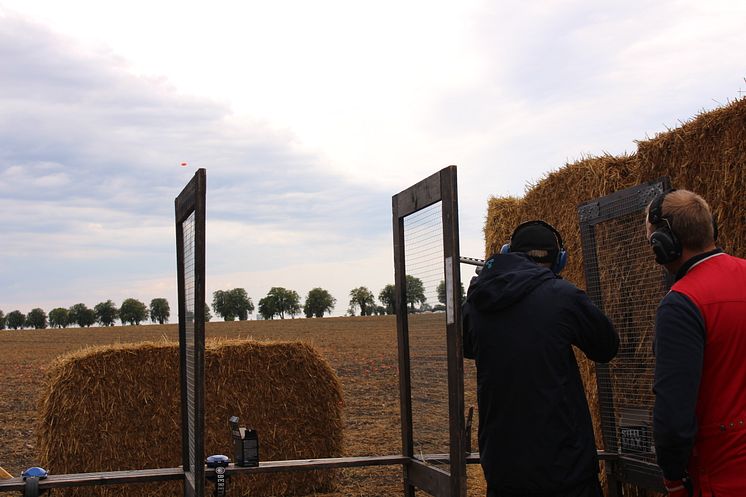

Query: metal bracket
578;202;600;223
464;406;474;454
23;477;39;497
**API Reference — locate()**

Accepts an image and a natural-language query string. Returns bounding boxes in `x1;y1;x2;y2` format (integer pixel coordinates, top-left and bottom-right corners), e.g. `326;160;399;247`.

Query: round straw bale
37;339;344;497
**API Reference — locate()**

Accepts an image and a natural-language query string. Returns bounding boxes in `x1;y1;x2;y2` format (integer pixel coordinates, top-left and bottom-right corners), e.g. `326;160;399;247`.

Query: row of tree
211;287;335;320
211;277;464;320
0;298;171;329
348;277;463;316
0;277;465;329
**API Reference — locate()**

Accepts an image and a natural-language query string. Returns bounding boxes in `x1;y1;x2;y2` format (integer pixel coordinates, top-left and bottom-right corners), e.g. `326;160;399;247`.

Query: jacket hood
466;252;557;311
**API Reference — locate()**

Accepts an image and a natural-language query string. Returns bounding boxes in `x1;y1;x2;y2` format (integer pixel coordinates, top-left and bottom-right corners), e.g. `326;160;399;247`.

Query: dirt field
0;313;485;496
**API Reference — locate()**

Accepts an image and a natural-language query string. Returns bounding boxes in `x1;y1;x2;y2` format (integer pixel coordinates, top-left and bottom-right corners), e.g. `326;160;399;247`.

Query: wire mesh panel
577;178;671;494
175;169;206;497
392;166;466;497
403;202;450;464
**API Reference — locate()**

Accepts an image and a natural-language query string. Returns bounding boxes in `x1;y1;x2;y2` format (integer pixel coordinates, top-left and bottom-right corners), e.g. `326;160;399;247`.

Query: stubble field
0;313;485;496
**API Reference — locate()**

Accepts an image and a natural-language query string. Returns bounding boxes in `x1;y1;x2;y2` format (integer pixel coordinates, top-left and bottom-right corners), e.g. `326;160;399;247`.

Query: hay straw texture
485;99;746;277
482;98;746;497
635;98;746;257
485;97;746;316
37;339;344;497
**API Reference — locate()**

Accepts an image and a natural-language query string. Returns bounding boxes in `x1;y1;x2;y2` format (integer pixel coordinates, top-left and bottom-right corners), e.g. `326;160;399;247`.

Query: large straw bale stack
520;154;639;289
636;97;746;259
483;196;522;258
37;339;344;497
484;154;638;289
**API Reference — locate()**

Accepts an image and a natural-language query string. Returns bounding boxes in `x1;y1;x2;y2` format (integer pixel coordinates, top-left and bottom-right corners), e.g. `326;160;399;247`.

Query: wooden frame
175;168;207;497
391;165;467;497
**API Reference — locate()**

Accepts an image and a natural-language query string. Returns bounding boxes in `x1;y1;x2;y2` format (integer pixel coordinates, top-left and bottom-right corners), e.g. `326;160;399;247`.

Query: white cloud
2;0;746;315
0;13;397;314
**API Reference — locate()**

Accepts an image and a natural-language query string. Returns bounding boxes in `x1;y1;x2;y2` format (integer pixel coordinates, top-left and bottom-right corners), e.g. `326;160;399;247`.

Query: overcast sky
1;1;745;320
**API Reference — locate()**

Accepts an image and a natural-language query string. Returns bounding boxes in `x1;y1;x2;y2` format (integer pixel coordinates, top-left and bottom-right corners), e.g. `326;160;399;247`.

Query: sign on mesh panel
176;169;206;497
403;201;450;465
578;178;670;488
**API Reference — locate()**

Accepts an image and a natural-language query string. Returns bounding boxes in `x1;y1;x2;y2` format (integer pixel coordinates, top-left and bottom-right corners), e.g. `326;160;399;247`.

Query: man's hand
664;477;693;497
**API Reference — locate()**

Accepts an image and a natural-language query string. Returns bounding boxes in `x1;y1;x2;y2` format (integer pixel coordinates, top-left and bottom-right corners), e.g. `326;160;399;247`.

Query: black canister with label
229;416;259;467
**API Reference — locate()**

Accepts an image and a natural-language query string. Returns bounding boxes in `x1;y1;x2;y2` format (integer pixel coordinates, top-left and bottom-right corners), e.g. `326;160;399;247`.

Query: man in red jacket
646;189;746;497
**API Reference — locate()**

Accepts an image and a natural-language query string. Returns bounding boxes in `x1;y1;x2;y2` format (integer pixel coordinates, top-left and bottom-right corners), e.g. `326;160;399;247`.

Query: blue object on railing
21;467;48;480
206;455;230;467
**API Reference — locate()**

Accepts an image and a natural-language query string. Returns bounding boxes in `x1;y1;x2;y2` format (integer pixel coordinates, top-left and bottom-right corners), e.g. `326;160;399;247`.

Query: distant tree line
0;276;466;330
0;297;172;330
346;275;460;316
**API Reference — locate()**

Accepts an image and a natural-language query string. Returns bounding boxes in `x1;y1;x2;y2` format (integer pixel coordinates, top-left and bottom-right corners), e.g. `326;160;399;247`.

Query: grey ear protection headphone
647;189;719;265
500;220;568;274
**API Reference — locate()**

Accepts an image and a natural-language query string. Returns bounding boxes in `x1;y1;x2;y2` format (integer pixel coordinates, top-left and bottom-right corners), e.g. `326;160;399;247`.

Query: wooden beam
0;455;409;493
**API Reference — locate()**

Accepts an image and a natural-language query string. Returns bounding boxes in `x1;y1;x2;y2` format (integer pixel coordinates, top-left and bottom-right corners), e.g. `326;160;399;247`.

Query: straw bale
484;154;638;289
636;97;746;259
484;196;522;258
37;339;344;497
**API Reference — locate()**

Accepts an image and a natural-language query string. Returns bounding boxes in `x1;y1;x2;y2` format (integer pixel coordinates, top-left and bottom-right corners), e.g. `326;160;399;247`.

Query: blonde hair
525;249;553;268
660;190;715;251
526;249;550;259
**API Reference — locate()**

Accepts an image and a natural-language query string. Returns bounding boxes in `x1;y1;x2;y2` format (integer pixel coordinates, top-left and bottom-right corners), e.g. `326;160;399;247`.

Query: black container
229;416;259;467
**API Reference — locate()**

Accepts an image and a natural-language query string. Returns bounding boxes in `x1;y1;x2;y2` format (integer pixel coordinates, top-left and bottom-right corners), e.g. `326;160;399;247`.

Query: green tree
212;288;254;321
258;287;301;319
405;275;426;311
0;310;5;330
258;295;277;320
7;310;26;330
303;288;336;318
378;284;396;315
49;308;70;328
349;287;376;316
120;298;149;325
204;303;212;322
212;290;231;320
94;300;119;326
149;298;171;324
69;303;96;327
436;280;466;306
25;308;48;329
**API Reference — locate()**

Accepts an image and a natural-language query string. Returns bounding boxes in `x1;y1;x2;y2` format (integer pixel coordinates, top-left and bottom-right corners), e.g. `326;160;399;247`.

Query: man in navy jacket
463;220;618;497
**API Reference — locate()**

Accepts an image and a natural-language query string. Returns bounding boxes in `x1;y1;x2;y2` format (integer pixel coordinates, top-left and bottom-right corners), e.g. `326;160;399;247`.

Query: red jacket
660;251;746;496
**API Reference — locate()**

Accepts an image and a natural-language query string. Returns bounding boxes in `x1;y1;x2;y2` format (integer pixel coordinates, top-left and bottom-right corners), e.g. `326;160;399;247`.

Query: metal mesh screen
403;201;450;467
182;211;198;487
578;179;669;484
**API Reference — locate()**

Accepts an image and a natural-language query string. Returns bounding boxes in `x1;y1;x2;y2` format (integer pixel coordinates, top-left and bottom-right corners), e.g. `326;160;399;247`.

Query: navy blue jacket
463;252;618;494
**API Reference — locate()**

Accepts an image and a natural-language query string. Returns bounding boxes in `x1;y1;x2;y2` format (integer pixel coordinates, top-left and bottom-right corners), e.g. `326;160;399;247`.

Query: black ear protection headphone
647;191;681;264
647;189;719;265
500;220;568;274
